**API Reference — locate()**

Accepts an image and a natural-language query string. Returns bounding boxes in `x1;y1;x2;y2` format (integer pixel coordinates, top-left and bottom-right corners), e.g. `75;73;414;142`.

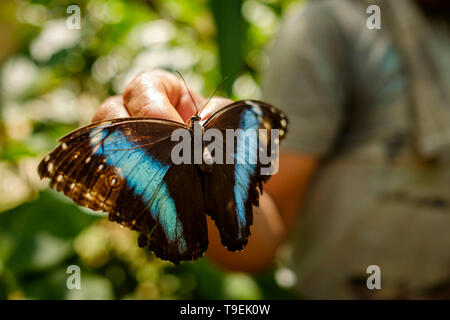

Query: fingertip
199;97;232;121
122;70;184;123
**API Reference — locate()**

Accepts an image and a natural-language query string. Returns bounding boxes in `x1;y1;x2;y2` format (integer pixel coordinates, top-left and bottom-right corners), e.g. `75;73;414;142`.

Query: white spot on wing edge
245;100;263;117
85;193;94;201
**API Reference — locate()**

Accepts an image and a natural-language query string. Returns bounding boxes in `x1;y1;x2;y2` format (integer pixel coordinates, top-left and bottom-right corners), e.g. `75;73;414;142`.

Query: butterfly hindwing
38;118;207;263
202;100;288;251
139;162;208;263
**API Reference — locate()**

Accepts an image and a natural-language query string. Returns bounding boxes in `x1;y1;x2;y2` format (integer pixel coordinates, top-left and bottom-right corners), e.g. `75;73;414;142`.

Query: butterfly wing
38;118;207;264
202;100;288;251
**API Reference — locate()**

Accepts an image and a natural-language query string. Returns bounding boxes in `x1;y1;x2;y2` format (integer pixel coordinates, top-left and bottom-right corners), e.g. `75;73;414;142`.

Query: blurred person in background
94;0;450;299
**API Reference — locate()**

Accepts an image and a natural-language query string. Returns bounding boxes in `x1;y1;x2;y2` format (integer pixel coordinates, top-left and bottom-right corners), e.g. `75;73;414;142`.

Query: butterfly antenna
176;71;199;117
200;74;230;113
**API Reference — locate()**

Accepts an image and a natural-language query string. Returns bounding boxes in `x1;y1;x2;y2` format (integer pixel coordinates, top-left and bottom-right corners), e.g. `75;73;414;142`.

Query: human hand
92;69;232;124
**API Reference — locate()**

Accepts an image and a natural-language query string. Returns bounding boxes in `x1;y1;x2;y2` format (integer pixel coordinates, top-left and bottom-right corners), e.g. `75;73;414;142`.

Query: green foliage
0;0;303;300
0;190;98;299
210;0;247;95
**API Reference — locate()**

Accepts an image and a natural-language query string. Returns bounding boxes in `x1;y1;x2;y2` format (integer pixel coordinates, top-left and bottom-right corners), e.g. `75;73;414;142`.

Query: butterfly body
38;100;288;264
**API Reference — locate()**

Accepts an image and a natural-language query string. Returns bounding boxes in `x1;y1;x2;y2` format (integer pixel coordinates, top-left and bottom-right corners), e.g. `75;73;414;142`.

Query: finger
177;87;206;123
199;97;233;121
92;96;130;122
122;70;184;123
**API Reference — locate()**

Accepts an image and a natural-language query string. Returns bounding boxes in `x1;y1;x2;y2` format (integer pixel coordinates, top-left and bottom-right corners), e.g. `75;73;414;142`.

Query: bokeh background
0;0;304;299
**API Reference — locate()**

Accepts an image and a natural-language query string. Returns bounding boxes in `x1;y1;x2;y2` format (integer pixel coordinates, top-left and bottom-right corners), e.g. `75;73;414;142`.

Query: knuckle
134;72;151;83
101;95;121;107
136;69;176;86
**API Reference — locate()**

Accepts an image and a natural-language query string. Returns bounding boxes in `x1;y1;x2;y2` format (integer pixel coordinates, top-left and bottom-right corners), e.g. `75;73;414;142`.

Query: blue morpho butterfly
38;84;288;264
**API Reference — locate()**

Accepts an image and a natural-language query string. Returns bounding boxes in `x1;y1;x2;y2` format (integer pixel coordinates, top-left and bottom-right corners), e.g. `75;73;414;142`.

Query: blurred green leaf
0;190;98;275
66;273;115;300
210;0;247;95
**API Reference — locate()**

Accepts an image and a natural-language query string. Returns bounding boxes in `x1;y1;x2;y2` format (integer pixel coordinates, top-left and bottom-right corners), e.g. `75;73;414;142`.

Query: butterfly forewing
38;118;207;264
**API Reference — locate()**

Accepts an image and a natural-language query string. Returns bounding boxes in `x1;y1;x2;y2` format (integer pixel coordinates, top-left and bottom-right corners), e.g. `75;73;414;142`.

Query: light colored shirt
263;0;450;299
